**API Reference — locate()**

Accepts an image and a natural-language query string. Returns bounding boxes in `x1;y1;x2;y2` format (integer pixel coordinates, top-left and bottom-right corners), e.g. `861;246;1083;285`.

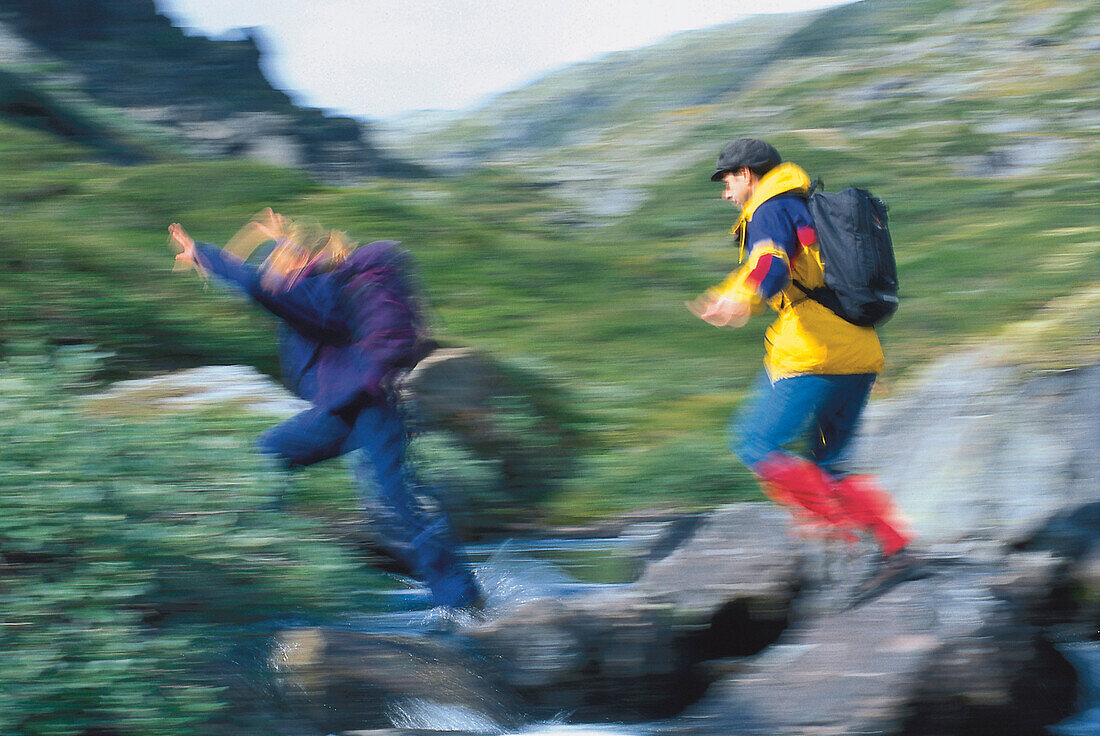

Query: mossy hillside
370;0;1100;512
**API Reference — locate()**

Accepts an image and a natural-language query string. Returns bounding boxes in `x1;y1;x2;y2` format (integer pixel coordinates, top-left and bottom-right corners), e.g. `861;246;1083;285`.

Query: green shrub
0;347;382;735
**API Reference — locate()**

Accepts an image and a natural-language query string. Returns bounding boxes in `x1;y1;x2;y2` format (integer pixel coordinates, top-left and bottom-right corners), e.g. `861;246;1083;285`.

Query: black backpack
792;182;899;327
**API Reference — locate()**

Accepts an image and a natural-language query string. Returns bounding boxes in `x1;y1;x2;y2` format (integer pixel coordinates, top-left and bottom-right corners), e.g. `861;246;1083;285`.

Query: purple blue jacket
194;240;422;411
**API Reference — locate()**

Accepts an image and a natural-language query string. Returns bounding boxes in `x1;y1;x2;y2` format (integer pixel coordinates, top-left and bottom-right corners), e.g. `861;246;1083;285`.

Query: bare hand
168;222;197;271
686;292;751;328
252;207;290;242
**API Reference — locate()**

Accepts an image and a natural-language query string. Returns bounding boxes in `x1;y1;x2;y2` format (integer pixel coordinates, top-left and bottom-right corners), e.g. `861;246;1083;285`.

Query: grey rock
956;136;1081;177
401;348;578;533
1063;539;1100;634
88;364;309;417
463;589;692;718
634;504;802;625
851;357;1100;546
678;563;1076;736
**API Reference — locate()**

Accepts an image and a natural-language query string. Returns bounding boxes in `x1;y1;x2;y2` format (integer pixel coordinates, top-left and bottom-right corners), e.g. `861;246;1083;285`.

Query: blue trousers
256;400;481;609
732;371;876;477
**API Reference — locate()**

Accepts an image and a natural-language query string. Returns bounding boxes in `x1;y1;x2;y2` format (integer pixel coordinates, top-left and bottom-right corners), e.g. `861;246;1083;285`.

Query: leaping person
170;210;483;611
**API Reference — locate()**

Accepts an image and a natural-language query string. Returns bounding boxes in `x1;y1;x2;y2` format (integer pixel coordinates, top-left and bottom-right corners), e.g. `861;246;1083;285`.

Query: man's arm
687;203;802;328
687;238;785;329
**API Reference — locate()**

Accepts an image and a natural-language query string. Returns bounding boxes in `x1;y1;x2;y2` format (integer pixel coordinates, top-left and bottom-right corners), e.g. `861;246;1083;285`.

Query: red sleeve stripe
746;253;777;290
797;225;817;247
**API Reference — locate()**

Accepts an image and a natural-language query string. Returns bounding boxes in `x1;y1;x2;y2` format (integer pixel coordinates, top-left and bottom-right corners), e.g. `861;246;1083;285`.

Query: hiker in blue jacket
169;213;482;610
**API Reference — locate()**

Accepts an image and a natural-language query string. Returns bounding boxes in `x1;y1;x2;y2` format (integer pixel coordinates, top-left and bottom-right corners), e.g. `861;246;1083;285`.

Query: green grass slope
2;0;1098;517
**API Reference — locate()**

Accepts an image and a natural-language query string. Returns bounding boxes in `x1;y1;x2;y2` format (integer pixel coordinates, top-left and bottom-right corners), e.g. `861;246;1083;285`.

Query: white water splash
509;725;646;736
387;698;504;734
471;540;598;610
386;699;646;736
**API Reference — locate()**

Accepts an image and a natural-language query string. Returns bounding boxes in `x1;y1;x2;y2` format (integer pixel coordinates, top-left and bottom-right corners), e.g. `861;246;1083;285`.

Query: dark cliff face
0;0;165;39
0;0;426;181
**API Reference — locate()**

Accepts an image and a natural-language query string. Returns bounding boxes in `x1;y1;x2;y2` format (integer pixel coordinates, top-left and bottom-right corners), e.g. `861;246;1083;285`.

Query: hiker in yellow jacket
688;138;919;598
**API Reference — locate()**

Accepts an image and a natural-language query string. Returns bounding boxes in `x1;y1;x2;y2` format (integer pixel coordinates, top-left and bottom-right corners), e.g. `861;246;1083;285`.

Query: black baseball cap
710;138;782;181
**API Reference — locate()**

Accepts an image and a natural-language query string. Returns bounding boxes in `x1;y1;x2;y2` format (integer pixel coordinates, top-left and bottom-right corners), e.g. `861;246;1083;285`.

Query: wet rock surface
269;627;524;735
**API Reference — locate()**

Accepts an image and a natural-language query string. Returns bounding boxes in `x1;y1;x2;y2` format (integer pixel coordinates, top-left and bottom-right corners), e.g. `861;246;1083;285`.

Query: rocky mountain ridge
380;0;1100;219
0;0;422;182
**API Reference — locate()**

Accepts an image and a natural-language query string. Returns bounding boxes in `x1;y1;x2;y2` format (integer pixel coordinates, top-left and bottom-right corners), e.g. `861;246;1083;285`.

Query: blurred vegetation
0;347;386;735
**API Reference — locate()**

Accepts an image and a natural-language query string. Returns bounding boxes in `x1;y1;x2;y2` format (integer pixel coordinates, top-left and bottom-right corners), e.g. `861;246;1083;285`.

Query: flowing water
347;535;641;632
337;535;654;736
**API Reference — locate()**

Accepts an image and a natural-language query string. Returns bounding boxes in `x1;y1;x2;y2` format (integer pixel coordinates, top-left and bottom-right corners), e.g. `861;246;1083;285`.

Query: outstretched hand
686;292;751;328
253;207;290;242
168;222;199;273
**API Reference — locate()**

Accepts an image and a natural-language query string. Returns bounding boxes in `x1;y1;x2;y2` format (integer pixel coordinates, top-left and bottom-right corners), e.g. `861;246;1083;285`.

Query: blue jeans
731;371;876;477
257;400;481;609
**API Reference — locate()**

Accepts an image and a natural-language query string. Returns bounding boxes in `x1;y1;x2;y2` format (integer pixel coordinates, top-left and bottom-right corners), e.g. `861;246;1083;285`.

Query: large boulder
674;556;1077;736
269;627;523;735
401;348;580;535
462;589;694;720
851;357;1100;547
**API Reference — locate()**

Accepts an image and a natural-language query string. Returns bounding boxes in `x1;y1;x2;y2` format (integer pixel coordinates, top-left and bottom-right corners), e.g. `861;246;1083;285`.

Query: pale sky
154;0;853;120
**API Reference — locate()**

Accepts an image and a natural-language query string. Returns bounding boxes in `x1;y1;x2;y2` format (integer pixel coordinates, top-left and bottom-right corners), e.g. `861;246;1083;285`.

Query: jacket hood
742;162;812;220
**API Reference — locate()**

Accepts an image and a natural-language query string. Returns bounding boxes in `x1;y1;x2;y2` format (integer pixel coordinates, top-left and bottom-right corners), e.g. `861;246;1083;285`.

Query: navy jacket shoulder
192;240;419;411
746;194;814;260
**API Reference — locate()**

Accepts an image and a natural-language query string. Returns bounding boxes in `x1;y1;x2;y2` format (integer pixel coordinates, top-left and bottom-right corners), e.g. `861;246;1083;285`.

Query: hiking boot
848;547;927;609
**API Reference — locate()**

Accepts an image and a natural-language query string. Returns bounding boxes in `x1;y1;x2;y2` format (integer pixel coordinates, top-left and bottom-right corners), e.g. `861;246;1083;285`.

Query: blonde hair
224;209;356;291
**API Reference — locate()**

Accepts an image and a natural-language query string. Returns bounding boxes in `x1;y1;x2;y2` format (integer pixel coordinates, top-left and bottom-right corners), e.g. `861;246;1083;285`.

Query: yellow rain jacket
713;163;884;380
